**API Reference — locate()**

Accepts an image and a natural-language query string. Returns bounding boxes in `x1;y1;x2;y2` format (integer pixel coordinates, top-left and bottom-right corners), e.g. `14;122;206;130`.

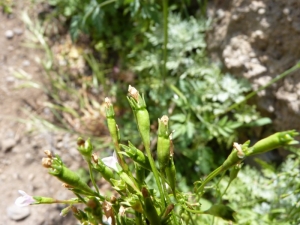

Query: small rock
283;8;290;15
7;204;31;221
22;60;30;67
1;138;16;152
258;8;265;15
13;28;23;35
28;173;35;181
7;45;14;51
5;30;14;39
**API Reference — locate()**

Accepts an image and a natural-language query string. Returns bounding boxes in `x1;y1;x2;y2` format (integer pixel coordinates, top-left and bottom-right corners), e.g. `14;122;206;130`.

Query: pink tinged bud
102;151;120;172
15;190;36;207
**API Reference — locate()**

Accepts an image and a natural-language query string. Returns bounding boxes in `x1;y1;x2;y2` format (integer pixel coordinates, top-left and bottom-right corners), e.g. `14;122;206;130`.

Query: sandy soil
0;1;79;224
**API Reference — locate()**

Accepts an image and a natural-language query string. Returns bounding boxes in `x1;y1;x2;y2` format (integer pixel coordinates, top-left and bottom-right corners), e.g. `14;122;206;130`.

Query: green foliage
132;14;265;174
0;0;13;13
216;150;300;225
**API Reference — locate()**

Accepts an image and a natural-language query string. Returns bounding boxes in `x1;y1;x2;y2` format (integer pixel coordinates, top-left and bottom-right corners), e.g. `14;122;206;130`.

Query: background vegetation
8;0;299;224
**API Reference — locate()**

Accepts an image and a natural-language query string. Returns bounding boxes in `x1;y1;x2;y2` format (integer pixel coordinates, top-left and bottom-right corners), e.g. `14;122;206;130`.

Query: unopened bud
77;138;85;146
161;115;169;126
105;97;112;108
128;85;139;101
110;195;117;203
44;150;52;158
42;157;52;168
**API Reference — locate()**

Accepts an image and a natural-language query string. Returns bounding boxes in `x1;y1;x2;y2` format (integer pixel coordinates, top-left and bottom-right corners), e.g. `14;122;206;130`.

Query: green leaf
204;204;236;222
170;114;186;123
245;117;272;127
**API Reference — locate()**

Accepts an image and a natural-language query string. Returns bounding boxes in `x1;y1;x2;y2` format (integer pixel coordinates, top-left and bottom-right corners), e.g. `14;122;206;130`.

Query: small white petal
102;151;120;172
15;190;35;207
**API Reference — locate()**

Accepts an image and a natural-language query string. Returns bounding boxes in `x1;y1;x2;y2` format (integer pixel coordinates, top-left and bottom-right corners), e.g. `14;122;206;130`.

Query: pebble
22;60;30;67
13;28;23;35
1;138;16;152
5;30;14;39
7;204;31;221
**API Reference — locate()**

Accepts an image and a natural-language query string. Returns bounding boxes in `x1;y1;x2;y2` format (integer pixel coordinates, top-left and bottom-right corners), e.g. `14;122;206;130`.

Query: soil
0;1;79;224
207;0;300;132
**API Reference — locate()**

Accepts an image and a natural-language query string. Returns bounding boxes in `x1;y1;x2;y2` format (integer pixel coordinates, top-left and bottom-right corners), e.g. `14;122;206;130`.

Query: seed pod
135;108;151;148
165;157;176;196
48;157;97;196
157;136;170;170
246;130;299;156
229;163;243;182
135;163;145;184
93;159;114;184
221;149;242;172
142;187;161;225
120;143;151;171
127;86;151;149
157;116;171;170
104;97;128;171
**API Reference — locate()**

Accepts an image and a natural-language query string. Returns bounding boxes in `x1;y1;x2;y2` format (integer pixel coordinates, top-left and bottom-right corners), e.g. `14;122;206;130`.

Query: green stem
145;144;166;208
161;176;179;225
188;211;196;225
88;162;100;194
135;212;143;225
197;166;223;197
74;193;87;204
217;61;300;117
162;0;168;80
99;0;116;8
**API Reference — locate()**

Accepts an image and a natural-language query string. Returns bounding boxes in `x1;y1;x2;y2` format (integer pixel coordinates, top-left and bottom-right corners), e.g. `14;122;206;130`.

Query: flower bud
77;138;93;160
111;179;127;191
122;194;143;213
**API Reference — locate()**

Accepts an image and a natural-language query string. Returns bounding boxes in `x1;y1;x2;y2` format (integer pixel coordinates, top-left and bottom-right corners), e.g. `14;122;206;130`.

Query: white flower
15;190;35;207
102;151;120;172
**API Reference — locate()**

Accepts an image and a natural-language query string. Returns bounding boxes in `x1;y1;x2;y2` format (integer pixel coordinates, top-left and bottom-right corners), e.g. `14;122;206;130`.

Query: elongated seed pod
136;109;151;148
135;163;145;185
50;164;96;196
221;149;242;172
121;144;151;170
247;130;299;156
142;187;161;225
165;158;176;196
93;160;114;184
157;136;170;170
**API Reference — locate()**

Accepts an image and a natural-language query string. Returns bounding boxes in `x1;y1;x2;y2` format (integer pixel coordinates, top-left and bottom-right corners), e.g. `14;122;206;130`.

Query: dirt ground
0;1;80;224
